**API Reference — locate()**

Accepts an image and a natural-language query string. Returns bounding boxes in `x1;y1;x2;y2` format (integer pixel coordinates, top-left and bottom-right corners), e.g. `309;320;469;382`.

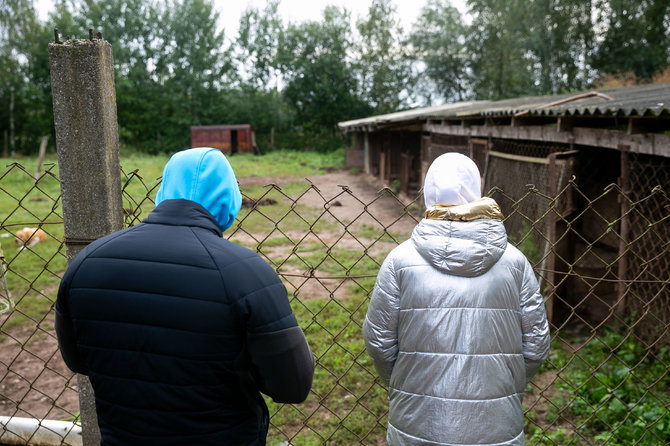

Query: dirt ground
237;170;421;301
239;170;420;232
0;169;422;427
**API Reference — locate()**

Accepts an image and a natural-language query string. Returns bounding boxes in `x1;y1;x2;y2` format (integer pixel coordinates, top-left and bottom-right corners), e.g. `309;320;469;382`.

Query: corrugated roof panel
339;83;670;128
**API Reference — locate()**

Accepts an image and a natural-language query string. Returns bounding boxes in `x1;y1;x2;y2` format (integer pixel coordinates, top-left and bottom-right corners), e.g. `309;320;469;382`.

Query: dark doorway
231;130;239;154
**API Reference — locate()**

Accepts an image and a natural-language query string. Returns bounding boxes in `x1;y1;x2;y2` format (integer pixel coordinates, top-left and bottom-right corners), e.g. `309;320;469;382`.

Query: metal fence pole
49;34;124;446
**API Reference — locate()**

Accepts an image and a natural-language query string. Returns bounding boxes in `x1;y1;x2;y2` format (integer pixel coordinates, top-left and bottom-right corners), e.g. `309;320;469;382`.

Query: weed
265;295;387;444
533;330;670;445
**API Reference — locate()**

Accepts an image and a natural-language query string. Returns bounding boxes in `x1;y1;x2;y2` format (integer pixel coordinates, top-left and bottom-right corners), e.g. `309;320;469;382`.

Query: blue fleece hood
155;147;242;232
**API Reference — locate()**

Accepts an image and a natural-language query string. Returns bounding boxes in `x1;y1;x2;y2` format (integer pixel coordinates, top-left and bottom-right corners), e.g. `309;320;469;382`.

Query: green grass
266;295;388;445
525;331;670;445
117;147;346;179
0;158;66;331
228;148;345;178
280;245;383;278
355;223;408;245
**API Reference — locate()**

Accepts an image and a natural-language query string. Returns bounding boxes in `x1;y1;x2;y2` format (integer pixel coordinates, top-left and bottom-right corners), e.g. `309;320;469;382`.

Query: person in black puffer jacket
56;147;314;445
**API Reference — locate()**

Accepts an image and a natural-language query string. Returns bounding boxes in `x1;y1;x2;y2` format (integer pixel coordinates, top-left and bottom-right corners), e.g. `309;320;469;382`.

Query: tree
72;0;167;151
234;0;285;150
236;0;283;90
0;0;47;155
355;0;412;113
72;0;234;152
525;0;596;94
408;0;469;104
278;6;370;148
466;0;535;100
155;0;234;138
591;0;670;80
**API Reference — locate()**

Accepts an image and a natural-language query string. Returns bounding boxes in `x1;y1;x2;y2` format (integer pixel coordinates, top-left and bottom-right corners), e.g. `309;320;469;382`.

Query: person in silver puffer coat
363;153;551;446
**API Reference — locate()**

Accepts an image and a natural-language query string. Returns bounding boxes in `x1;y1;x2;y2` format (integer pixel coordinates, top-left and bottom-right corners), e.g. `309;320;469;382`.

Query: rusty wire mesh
624;153;670;347
0;158;668;445
0;162;79;444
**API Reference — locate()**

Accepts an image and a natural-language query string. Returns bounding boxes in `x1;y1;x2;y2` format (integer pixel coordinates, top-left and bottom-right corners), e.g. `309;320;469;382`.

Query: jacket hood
412;198;507;276
155;147;242;232
423;152;481;208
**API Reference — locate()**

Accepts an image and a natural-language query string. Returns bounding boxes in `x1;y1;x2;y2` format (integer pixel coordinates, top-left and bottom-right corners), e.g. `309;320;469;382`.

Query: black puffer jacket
56;199;314;445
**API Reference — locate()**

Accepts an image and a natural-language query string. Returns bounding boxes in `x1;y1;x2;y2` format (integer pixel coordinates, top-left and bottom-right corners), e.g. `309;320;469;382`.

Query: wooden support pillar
379;151;386;185
543;153;559;324
400;153;411;196
616;146;631;320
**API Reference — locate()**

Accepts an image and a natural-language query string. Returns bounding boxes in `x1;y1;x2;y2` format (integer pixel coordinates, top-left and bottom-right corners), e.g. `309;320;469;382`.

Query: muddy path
236;170;422;301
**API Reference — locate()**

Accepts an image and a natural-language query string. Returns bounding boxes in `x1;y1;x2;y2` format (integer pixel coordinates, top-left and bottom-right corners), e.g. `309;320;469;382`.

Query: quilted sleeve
519;257;551;380
55;251;89;375
234;255;314;404
363;254;400;385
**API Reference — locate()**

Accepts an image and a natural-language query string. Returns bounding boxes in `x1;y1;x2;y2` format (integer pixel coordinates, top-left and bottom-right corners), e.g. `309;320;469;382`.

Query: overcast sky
36;0;469;41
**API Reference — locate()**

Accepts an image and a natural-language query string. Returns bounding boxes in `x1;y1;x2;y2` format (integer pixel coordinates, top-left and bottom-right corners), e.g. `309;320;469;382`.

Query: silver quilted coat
363;198;551;446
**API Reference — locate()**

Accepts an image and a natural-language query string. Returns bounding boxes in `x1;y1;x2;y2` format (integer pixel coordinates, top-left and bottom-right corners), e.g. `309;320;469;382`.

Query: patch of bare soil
526;370;559;420
238;170;422;300
525;351;584;441
241;170;420;233
0;323;79;423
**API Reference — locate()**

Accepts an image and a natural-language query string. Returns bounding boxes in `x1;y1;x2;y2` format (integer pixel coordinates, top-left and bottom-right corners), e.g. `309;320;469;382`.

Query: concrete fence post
49;35;124;446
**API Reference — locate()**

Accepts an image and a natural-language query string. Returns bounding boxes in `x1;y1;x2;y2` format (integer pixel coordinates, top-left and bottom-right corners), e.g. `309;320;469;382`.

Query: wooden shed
339;83;670;336
190;124;257;155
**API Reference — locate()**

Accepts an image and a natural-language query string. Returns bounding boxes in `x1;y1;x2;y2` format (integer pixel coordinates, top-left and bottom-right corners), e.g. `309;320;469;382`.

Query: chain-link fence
1;159;668;445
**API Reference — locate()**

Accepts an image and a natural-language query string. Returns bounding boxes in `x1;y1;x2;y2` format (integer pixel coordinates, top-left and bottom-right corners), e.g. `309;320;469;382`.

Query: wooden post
379;151;386;185
49;36;124;446
363;132;370;174
0;241;13;314
34;136;49;181
270;127;275;151
544;153;559;324
2;130;7;158
400;153;410;196
616;146;631;320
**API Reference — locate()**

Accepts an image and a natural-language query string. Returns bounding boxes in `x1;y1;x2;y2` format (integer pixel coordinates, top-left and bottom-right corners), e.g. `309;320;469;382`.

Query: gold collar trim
424;197;504;221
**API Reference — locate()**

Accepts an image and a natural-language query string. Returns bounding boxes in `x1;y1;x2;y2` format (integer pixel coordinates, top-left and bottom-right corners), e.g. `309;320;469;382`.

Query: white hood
423;152;481;208
412;216;507;277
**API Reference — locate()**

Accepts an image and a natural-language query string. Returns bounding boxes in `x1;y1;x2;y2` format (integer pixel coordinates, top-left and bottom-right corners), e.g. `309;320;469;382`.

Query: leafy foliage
591;0;670;80
466;0;537;100
279;7;370;134
1;0;669;155
408;0;469;103
355;0;412;113
528;330;670;444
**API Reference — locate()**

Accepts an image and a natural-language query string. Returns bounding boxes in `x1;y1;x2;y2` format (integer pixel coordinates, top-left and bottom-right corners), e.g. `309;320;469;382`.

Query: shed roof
191;124;254;131
339;83;670;129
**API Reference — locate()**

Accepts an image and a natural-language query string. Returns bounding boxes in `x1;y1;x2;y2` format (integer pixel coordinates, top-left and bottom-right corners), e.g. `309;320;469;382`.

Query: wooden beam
424;122;670;157
488;150;568;165
511;116;555;127
627;117;670;135
557;117;574;133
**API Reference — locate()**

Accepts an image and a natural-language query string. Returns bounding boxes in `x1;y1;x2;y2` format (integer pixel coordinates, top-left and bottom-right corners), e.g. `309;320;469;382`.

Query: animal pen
0;38;668;445
339;83;670;343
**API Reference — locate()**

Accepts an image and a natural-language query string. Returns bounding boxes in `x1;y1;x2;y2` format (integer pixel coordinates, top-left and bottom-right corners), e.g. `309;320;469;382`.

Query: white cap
423;153;482;207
